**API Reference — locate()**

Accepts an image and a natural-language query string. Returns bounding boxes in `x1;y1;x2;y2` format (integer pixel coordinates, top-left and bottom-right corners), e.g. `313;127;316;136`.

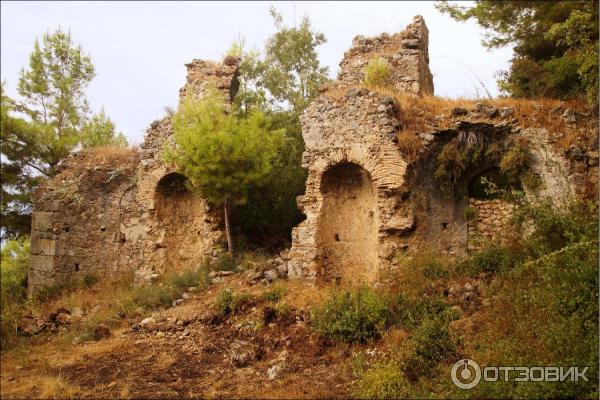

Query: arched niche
154;173;209;270
316;162;379;283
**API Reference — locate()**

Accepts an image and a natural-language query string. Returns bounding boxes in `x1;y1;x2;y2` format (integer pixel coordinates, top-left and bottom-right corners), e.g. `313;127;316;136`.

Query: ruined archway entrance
154;173;209;270
316;162;379;283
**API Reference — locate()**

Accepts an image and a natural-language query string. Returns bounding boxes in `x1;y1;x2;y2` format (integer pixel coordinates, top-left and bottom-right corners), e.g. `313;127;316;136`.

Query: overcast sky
1;1;513;145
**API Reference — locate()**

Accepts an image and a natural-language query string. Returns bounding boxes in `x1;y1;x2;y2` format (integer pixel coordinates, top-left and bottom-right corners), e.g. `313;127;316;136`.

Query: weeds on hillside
0;263;215;350
349;199;598;399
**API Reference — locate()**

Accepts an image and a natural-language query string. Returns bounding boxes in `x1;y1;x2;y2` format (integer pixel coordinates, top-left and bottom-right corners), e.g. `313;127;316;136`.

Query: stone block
30;255;56;274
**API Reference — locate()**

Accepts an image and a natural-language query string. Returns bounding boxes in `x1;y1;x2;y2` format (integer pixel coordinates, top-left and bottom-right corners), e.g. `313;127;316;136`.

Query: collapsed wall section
337;15;433;95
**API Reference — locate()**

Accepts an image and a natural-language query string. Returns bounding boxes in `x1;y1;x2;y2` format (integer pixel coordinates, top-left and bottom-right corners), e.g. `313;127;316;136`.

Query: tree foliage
164;88;284;254
225;8;329;249
436;1;599;103
261;7;329;116
0;28;126;238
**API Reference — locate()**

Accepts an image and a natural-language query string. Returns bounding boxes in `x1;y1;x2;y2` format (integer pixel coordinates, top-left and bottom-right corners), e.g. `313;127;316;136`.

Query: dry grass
396;131;423;162
322;84;595;154
84;145;139;168
38;374;81;399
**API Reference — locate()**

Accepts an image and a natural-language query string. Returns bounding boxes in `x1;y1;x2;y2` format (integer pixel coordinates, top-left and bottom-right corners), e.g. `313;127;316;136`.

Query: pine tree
164;88;284;255
1;28;127;238
436;1;599;103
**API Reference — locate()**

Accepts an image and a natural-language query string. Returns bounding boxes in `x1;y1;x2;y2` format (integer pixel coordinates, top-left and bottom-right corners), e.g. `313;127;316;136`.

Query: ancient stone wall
338;15;433;95
29;150;143;293
29;56;240;291
467;198;516;251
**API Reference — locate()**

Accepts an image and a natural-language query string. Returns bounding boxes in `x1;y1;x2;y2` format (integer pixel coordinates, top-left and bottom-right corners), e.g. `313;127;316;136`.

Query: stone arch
153;172;211;271
316;162;379;283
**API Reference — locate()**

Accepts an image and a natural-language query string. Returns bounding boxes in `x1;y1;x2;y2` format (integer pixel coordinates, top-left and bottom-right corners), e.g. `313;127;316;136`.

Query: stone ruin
29;16;599;292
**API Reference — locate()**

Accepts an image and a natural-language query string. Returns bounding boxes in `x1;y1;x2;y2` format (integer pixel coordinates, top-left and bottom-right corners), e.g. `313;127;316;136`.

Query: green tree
224;9;329;249
0;237;30;308
80;108;127;148
261;7;330;115
0;85;41;238
164;88;284;255
1;28;126;238
436;1;599;103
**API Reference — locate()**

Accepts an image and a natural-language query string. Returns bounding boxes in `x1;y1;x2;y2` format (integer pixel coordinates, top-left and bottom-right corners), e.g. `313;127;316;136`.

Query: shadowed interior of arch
316;162;379;283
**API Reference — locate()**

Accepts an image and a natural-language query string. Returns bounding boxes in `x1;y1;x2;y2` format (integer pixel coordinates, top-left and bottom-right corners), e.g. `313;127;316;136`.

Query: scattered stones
499;107;514;118
172;299;184;307
93;324;111;340
71;307;84;318
267;363;285;380
209;270;236;278
18;317;42;336
56;312;72;325
229;340;256;367
182;293;191;300
463;282;474;293
139;317;156;329
263;269;278;283
188;287;198;292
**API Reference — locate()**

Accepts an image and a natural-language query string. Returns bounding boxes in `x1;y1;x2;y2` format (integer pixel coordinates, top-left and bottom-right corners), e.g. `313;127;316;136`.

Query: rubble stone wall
338;15;433;95
29;56;240;292
467;198;516;250
29;151;143;293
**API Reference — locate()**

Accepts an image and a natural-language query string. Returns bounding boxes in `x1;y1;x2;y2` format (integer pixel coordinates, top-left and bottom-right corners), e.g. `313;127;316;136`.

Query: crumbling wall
29;149;142;293
29;56;240;291
467;198;515;250
338;15;433;95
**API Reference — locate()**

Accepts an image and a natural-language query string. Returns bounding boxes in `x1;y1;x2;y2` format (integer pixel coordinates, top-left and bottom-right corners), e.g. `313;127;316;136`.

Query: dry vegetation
322;84;597;155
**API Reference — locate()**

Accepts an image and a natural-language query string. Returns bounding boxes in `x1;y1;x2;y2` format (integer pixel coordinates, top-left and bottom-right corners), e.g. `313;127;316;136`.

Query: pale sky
1;1;513;145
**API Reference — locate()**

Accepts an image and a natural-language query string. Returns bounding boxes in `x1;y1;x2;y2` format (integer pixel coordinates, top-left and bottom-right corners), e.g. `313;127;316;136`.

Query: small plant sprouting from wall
363;56;392;88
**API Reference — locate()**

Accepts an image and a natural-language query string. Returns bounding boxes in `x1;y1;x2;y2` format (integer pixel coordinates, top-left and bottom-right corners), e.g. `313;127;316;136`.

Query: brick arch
312;144;407;194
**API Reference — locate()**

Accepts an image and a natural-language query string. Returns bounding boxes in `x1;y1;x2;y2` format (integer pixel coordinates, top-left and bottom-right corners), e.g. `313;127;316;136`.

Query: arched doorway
154;173;209;270
316;162;379;283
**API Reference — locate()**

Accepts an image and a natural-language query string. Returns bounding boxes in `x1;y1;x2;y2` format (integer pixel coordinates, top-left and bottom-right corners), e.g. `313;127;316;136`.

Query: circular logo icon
451;359;481;390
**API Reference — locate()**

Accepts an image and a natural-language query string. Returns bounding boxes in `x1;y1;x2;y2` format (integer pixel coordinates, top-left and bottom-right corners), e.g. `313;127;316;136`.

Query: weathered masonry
29;16;598;291
29;57;240;293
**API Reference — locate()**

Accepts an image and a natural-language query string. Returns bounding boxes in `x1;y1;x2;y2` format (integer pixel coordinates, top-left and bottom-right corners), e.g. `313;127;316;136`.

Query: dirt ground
0;276;360;399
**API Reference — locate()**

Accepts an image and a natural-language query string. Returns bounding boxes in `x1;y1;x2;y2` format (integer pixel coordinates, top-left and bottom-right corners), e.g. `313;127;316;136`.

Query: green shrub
354;362;411;399
421;257;450;280
164;266;210;290
434;140;483;194
457;245;516;276
260;283;286;302
130;285;175;309
312;285;391;343
212;255;238;272
215;288;253;316
0;238;30;307
389;294;450;330
363;56;391;88
499;139;531;183
513;200;598;256
463;206;478;222
82;273;99;288
35;278;80;303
